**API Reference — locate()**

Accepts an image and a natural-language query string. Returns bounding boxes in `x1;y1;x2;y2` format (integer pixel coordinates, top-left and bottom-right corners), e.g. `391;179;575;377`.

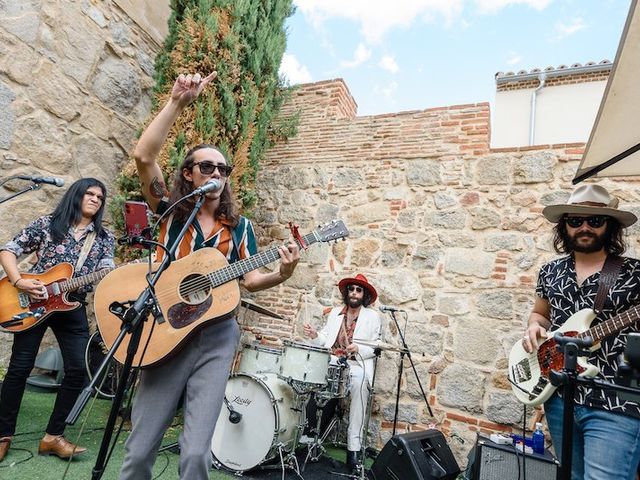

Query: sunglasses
565;215;607;229
347;285;363;293
193;161;233;177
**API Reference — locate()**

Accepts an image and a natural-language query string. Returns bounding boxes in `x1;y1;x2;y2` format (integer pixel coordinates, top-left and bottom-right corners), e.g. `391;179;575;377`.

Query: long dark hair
341;287;374;308
552;216;627;256
50;178;107;242
168;144;239;226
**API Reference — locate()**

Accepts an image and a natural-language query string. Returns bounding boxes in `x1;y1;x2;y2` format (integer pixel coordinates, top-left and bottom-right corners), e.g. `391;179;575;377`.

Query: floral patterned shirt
1;215;116;294
536;255;640;418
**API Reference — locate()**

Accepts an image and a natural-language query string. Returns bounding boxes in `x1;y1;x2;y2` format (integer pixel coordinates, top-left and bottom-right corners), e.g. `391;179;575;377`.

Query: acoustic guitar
0;264;113;333
94;221;349;368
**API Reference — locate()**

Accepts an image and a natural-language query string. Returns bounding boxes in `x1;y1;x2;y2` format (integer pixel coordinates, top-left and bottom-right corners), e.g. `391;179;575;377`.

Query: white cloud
474;0;552;14
295;0;552;44
295;0;464;44
554;17;587;40
378;55;399;74
374;81;399;98
341;43;372;68
507;52;523;65
279;53;312;84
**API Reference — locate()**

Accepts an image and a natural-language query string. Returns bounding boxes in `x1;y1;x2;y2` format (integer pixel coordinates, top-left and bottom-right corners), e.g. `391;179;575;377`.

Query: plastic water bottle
532;422;545;455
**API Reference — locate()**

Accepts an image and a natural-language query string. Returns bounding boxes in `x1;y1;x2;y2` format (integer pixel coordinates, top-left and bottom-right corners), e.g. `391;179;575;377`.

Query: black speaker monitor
370;430;460;480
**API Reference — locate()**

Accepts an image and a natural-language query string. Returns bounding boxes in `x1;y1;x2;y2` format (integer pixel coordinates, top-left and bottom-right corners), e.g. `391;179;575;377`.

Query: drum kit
211;301;359;476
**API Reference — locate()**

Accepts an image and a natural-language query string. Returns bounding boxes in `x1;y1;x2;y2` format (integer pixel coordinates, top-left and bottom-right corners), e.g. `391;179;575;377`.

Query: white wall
491;80;607;148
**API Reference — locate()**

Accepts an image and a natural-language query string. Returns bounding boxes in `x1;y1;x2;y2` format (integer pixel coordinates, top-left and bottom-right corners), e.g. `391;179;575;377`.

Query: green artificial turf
0;387;352;480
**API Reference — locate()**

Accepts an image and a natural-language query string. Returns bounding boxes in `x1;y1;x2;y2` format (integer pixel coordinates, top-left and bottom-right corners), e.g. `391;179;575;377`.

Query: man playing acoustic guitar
522;184;640;480
0;178;115;462
118;72;300;480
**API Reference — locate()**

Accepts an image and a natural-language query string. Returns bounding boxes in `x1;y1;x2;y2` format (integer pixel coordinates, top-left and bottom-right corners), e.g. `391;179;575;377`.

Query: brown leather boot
38;436;87;459
0;437;11;462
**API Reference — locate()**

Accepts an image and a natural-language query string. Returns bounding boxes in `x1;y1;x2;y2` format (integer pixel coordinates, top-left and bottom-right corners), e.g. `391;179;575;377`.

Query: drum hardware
240;297;284;319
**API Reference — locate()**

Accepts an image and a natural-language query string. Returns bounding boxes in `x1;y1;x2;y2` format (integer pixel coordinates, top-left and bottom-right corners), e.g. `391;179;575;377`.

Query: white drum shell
211;373;298;472
237;344;282;375
279;341;331;386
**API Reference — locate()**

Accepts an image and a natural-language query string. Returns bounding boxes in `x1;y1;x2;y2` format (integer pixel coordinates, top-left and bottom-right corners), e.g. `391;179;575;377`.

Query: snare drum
321;363;350;399
211;373;299;472
279;340;331;387
237;343;282;375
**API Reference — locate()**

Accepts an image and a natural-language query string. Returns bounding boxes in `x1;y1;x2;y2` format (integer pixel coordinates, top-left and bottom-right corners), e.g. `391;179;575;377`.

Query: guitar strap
593;255;624;313
75;231;97;273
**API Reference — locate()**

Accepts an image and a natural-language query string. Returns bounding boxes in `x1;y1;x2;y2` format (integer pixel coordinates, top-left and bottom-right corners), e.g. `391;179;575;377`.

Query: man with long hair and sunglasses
0;178;115;463
303;273;382;473
522;184;640;479
118;72;300;480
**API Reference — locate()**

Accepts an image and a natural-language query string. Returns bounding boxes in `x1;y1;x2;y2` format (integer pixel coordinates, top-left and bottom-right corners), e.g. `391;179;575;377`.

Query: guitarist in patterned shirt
523;184;640;480
118;72;300;480
0;178;115;463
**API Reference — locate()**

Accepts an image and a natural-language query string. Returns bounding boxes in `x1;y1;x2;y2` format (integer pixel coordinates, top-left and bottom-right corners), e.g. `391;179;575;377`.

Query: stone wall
243;79;640;461
0;1;170;365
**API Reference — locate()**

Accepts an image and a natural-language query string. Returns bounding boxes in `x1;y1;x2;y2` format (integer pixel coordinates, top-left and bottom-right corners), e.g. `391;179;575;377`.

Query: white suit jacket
310;306;382;383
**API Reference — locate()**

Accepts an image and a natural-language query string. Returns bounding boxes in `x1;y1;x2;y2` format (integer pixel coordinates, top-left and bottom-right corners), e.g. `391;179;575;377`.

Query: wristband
12;277;22;287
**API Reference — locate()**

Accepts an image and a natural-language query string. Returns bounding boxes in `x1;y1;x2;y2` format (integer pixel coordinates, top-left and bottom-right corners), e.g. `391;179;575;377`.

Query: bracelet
11;277;22;287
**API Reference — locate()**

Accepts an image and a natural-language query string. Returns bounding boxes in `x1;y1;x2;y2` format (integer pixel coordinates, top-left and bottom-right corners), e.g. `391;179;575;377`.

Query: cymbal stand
387;310;433;435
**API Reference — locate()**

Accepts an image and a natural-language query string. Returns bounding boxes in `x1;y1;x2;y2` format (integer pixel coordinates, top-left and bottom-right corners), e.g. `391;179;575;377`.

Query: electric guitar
508;305;640;406
94;220;349;368
0;264;114;333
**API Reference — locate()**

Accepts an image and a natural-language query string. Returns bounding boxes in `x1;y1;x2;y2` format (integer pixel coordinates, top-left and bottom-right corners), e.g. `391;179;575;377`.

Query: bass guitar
0;264;113;333
508;305;640;406
94;220;349;367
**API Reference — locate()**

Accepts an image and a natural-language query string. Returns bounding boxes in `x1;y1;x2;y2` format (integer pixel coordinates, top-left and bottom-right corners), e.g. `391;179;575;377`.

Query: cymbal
355;339;408;353
240;298;284;319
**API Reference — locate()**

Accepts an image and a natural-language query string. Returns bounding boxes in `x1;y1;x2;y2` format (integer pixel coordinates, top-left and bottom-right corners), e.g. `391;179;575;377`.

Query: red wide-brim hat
338;273;378;304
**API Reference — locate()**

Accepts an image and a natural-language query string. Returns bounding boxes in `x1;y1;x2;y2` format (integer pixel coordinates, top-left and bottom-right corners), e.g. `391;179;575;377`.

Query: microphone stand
65;193;207;480
388;310;433;436
0;181;42;205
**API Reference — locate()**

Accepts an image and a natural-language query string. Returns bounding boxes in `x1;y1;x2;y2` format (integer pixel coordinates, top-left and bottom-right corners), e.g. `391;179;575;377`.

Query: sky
279;0;633;116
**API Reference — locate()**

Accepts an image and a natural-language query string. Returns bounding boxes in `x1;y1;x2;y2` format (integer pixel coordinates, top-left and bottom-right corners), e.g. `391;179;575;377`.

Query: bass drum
211;373;299;472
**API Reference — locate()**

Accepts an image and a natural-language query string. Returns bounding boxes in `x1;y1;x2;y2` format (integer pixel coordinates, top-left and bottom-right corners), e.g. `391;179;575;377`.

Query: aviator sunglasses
193;161;234;177
564;215;607;229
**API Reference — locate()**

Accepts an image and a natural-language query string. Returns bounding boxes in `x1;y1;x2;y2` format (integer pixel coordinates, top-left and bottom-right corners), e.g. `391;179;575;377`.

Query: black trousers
0;306;89;436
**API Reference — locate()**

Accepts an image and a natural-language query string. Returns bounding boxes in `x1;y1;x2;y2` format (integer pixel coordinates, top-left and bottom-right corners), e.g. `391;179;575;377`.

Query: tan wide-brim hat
542;184;637;227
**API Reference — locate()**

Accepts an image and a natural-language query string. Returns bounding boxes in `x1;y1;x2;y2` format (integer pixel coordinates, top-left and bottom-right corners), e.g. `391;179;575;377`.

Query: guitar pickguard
167;296;213;329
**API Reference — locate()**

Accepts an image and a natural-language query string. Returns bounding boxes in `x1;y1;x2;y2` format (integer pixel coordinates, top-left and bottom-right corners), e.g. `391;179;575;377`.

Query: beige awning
573;0;640;183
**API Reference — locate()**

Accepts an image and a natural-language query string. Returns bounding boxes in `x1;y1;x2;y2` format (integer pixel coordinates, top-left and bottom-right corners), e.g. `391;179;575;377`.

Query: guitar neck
583;304;640;343
59;268;114;293
207;231;319;287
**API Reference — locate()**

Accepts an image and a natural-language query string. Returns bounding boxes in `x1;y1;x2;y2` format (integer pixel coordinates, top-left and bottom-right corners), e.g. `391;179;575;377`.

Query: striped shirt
155;205;257;263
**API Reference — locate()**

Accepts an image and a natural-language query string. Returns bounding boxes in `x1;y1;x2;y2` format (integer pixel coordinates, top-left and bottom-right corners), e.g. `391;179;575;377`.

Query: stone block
514;152;556;184
476;156;510;185
476;291;513;320
437;364;486;413
445;249;495;278
406;160;441;186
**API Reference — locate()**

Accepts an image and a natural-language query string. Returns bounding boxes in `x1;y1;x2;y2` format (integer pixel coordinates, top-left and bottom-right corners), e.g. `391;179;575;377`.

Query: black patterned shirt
1;215;115;294
536;255;640;418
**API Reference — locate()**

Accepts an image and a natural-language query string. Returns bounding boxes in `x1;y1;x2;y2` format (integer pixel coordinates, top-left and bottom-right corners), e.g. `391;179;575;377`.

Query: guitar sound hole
179;274;211;305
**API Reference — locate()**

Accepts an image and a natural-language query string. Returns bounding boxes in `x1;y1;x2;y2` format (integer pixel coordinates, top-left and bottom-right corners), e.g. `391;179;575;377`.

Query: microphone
191;179;222;196
16;175;65;187
338;355;348;366
379;304;404;313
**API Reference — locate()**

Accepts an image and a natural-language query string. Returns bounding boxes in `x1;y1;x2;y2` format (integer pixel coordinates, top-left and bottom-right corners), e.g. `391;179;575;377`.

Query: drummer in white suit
303;273;382;473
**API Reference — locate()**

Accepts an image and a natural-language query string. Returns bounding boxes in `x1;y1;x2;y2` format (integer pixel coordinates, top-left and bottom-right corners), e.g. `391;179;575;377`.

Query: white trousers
347;362;370;451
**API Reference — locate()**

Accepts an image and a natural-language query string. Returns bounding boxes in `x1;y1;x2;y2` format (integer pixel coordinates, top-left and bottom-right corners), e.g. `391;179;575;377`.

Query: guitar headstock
315;220;349;243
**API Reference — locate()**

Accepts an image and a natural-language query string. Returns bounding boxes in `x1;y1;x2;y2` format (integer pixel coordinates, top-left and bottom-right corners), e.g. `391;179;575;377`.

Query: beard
348;296;364;308
567;230;606;253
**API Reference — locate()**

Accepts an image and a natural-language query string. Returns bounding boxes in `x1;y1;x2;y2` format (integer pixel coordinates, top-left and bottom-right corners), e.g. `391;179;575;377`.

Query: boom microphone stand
66;193;208;480
386;310;433;435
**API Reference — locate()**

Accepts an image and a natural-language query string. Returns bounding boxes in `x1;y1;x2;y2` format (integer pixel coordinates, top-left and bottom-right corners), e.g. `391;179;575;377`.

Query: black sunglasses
347;285;363;293
565;215;608;229
193;161;233;177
